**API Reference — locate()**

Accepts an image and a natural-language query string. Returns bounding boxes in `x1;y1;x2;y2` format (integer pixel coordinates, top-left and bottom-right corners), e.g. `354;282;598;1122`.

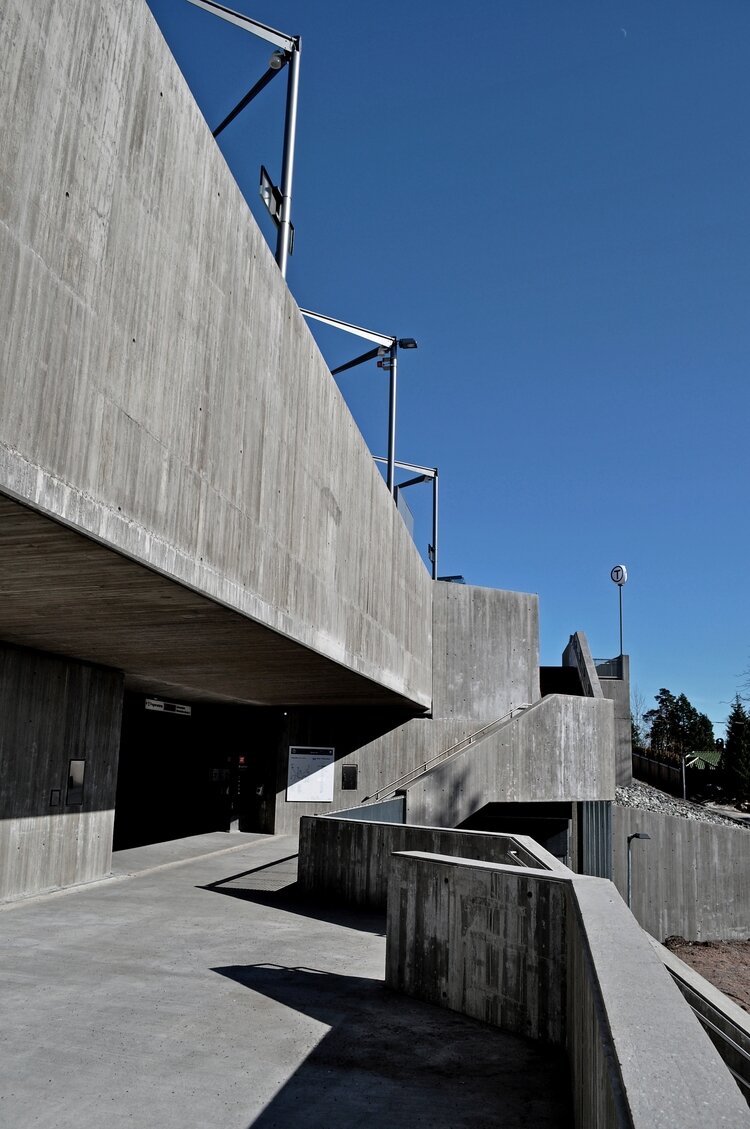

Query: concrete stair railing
363;704;532;805
399;693;615;828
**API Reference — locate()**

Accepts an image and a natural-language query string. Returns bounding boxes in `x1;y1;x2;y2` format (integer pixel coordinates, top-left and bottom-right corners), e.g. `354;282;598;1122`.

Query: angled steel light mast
374;457;439;579
186;0;300;278
299;308;417;497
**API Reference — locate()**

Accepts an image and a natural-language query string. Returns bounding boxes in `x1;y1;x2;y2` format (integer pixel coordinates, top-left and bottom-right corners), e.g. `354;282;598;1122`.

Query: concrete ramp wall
386;852;750;1128
0;0;431;707
298;816;559;909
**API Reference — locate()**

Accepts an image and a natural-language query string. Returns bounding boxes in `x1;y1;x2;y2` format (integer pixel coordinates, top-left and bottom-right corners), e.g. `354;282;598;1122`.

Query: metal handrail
669;973;750;1097
363;703;532;804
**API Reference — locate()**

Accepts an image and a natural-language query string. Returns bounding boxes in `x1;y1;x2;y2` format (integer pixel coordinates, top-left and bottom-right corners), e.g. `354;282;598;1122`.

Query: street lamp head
628;832;651;843
398;338;418;349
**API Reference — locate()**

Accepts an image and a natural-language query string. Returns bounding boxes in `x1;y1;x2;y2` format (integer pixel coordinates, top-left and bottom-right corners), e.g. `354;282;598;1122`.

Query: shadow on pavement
213;964;573;1129
198;856;386;937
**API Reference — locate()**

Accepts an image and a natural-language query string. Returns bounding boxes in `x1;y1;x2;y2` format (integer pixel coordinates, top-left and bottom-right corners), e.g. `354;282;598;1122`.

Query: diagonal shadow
213;964;573;1129
202;854;301;889
197;856;386;937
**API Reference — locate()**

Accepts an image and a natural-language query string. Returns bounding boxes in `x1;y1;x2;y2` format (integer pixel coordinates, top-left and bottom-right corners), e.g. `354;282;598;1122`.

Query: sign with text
145;698;192;716
286;746;335;803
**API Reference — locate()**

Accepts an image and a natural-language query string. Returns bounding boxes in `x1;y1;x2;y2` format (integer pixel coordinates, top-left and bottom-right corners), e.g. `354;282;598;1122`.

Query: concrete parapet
613;805;750;941
650;937;750;1101
297;816;560;910
562;631;603;698
401;694;616;827
386;851;750;1128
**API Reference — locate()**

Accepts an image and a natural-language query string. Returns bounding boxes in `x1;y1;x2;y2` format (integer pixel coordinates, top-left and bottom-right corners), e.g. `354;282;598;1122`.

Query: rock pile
615;780;747;829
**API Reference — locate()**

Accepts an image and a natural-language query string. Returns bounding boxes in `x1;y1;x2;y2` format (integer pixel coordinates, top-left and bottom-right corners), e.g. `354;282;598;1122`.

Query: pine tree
644;688;715;758
723;696;750;802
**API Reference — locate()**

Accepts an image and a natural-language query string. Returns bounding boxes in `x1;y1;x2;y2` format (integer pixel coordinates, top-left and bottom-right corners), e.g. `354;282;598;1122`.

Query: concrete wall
386;851;750;1129
0;645;123;901
562;635;632;787
402;694;615;827
298;816;558;909
598;655;631;787
613;805;750;941
272;583;541;834
386;854;568;1044
0;0;432;707
272;714;474;835
431;583;540;720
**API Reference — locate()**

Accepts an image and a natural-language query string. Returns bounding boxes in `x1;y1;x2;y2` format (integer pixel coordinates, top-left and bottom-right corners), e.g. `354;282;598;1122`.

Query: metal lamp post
299;309;417;497
186;0;300;278
626;831;651;909
610;564;628;657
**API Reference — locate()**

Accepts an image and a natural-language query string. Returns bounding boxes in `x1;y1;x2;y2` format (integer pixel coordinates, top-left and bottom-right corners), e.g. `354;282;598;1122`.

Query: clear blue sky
146;0;750;735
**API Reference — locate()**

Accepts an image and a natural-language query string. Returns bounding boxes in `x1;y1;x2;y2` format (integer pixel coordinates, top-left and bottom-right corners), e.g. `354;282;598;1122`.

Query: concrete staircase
397;694;613;827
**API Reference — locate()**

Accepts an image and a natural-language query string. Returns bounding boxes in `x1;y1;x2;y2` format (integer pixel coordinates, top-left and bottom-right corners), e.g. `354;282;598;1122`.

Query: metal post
682;754;687;800
276;40;300;278
619;584;623;656
386;343;397;496
431;470;439;580
627;832;650;909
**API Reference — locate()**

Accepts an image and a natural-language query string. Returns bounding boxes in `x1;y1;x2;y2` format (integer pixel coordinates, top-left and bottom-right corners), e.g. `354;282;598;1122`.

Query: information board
286;746;335;803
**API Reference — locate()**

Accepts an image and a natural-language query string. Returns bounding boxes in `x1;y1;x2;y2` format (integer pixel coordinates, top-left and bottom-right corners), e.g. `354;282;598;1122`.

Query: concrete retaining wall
402;694;615;827
386;851;750;1128
0;0;431;707
613;806;750;941
0;644;123;900
298;816;556;909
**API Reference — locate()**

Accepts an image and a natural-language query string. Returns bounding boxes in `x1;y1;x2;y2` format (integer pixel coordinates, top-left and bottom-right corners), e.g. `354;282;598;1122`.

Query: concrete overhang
0;492;426;710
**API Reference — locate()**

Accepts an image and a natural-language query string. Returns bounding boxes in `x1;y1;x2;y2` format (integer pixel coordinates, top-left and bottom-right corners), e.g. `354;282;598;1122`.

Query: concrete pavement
1;833;572;1128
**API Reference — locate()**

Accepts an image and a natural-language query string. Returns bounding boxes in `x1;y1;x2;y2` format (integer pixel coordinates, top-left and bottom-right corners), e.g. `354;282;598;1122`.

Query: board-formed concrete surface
0;0;432;708
0;834;573;1128
613;804;750;941
402;693;615;827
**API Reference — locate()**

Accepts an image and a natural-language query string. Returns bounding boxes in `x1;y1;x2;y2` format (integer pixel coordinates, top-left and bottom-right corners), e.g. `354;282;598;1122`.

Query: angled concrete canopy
0;492;422;708
0;0;432;710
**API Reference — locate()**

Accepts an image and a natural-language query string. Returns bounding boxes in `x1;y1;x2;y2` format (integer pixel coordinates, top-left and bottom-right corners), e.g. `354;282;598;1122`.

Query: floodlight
186;0;300;278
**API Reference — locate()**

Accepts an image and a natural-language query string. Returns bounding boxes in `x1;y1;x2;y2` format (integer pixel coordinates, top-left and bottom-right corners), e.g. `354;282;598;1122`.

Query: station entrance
113;693;283;850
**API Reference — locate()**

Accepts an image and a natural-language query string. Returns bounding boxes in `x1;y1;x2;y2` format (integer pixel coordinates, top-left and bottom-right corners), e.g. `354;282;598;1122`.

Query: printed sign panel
286;746;335;803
